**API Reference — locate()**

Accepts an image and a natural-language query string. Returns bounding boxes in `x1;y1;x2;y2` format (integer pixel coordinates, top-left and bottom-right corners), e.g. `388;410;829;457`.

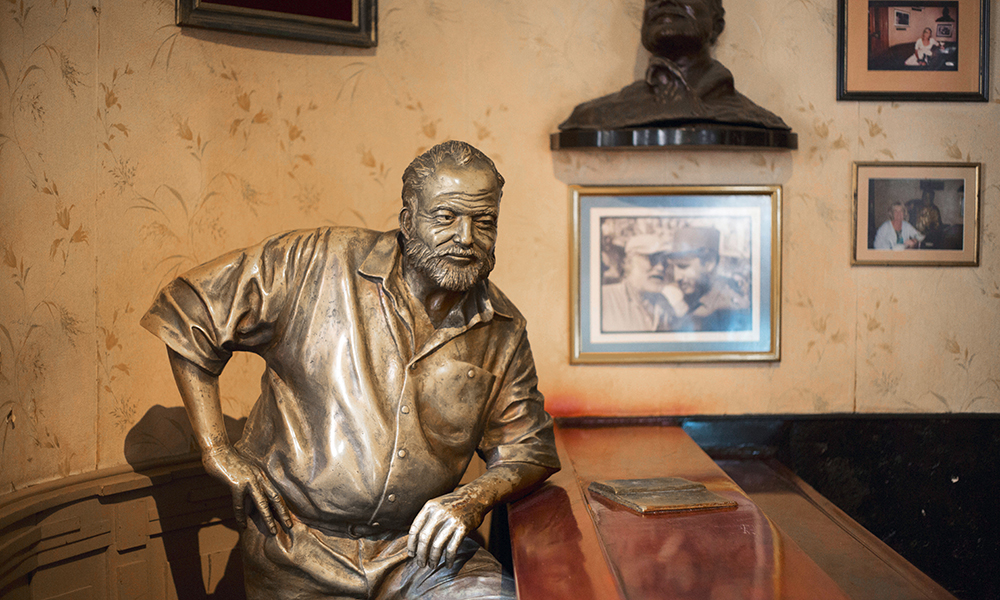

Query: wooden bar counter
508;425;852;600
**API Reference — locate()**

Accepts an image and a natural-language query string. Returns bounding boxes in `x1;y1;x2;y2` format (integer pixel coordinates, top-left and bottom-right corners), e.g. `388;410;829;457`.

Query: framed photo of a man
837;0;989;101
852;162;980;265
571;186;781;364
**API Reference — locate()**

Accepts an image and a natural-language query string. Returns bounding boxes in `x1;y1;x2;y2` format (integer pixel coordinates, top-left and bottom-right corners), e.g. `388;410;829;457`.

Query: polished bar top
509;425;851;600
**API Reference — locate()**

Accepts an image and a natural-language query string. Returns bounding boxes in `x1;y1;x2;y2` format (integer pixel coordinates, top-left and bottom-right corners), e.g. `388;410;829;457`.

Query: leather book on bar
588;477;737;514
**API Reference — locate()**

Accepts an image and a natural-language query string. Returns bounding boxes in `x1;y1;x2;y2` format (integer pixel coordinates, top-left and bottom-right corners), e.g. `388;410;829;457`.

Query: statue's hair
706;0;726;44
400;141;504;218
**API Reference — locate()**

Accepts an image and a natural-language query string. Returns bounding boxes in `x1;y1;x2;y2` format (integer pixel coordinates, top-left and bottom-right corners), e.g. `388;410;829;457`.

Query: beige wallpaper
1;0;998;493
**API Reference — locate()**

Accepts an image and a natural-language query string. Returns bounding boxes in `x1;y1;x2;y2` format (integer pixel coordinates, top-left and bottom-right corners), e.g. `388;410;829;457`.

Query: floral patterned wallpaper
1;0;998;493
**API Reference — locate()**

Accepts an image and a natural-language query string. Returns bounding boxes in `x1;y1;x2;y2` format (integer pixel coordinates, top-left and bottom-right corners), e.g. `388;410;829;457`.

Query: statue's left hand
407;490;487;568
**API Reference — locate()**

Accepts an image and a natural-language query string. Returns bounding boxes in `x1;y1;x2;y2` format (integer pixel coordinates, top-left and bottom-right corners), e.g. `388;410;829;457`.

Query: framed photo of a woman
852;162;980;265
837;0;989;101
571;186;781;364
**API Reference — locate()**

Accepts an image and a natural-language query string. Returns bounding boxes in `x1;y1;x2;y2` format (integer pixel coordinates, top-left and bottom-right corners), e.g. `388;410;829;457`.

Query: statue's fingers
249;479;277;534
444;527;465;569
407;507;431;556
258;475;292;528
415;515;445;566
232;486;247;528
427;522;453;566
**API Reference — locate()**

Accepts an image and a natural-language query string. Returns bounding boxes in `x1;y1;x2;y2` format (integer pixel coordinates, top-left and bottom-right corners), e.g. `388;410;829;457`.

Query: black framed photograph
837;0;989;101
571;186;781;364
177;0;377;47
893;7;911;27
852;162;980;265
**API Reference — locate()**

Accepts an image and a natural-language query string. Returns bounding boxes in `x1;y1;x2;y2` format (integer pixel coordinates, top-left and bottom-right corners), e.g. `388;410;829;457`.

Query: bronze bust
559;0;790;133
142;141;559;599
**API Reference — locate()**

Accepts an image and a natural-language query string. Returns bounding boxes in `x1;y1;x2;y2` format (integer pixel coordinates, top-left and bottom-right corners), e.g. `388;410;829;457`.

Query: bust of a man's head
641;0;725;60
555;0;793;135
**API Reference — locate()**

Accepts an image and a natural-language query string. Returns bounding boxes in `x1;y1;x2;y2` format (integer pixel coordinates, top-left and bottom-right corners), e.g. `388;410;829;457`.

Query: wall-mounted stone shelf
551;125;798;151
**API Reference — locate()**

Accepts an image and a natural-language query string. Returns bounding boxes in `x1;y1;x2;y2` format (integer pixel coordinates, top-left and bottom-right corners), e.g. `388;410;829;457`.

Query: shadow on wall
125;405;247;599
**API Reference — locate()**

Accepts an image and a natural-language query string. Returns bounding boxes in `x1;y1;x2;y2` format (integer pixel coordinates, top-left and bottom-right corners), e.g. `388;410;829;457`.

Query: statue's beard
402;230;495;292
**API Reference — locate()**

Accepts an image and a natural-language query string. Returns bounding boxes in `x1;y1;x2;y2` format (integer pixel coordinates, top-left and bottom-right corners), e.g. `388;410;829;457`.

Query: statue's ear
711;17;725;44
398;205;410;232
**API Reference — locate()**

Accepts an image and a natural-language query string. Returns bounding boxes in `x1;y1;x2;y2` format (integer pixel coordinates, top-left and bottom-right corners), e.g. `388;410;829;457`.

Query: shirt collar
358;230;513;325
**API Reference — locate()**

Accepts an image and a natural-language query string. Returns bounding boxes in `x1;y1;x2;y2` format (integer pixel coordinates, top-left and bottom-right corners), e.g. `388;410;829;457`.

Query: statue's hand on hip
407;490;487;569
204;445;292;534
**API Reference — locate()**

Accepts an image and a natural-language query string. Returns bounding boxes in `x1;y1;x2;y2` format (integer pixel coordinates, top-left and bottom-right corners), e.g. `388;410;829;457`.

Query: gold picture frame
852;162;980;265
571;185;781;364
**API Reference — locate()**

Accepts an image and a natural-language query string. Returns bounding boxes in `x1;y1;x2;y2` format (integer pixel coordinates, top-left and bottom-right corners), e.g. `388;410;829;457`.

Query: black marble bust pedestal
551;124;797;151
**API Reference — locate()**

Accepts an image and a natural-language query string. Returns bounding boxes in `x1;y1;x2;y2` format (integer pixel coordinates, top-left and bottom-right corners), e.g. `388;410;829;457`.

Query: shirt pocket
417;361;497;450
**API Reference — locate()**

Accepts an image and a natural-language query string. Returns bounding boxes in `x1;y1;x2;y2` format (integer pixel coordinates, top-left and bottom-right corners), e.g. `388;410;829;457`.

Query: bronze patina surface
557;0;795;146
142;141;559;599
588;477;737;514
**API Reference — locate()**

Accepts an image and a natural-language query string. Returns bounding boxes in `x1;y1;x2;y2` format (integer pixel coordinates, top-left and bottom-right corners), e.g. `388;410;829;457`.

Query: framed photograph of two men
571;186;781;364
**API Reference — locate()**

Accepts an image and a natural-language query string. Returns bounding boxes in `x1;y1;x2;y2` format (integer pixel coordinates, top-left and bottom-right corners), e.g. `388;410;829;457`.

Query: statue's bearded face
402;163;499;292
641;0;720;56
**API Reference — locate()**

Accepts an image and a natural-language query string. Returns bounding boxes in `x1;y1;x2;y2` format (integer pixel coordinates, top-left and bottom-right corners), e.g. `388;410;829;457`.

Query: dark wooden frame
837;0;989;101
177;0;377;47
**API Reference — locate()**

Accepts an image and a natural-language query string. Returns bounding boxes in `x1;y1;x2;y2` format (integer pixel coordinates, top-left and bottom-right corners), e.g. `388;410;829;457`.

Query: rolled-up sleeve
140;230;312;375
478;332;560;471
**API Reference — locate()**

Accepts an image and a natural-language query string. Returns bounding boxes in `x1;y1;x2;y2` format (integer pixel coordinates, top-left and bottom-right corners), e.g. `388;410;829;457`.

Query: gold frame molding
570;185;781;364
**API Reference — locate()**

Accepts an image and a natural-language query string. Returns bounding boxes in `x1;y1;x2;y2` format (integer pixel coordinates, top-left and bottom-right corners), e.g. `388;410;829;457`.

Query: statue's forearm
167;348;291;532
407;461;555;567
166;348;230;455
461;462;556;516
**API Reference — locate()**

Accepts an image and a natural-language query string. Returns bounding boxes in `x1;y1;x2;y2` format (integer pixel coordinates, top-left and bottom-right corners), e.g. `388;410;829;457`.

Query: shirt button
397;449;407;458
467;369;475;378
388;494;396;502
400;405;410;414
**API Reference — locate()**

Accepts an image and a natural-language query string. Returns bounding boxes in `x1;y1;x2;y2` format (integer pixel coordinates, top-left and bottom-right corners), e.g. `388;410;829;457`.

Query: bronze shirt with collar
141;227;559;534
559;57;790;132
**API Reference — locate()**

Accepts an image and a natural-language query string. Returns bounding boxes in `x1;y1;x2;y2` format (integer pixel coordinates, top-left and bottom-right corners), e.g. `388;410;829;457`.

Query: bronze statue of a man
142;141;559;599
559;0;790;132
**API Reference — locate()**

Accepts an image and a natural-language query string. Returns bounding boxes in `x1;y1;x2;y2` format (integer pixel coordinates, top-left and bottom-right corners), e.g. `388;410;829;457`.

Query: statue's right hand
203;446;292;534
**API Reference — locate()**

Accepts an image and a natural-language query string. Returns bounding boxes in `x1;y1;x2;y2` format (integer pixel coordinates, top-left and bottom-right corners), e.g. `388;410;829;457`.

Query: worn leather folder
587;477;737;514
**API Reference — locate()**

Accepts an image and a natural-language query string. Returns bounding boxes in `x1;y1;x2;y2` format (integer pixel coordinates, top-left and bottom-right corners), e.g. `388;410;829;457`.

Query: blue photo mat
578;193;774;356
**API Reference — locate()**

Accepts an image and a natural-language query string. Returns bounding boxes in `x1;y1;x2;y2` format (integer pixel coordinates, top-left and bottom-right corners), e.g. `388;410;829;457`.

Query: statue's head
641;0;726;58
399;141;505;292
